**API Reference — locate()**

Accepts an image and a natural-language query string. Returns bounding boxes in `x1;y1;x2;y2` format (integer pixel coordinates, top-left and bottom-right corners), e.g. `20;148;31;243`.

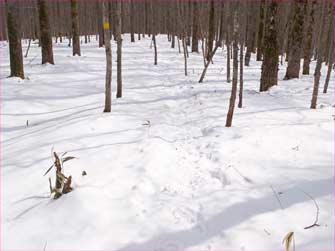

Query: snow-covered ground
1;35;334;250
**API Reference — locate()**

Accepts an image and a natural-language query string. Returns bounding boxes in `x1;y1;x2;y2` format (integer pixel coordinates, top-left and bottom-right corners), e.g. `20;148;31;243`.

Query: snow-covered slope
1;35;333;250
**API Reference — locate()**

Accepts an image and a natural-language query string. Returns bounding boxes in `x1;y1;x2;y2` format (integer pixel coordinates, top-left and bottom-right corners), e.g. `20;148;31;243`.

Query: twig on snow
270;185;284;210
298;188;320;229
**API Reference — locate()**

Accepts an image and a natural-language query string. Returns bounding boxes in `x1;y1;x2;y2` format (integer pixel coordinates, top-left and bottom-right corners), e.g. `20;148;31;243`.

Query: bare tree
198;44;219;83
151;1;157;65
71;0;80;56
116;0;122;98
191;1;199;53
38;0;54;64
97;2;104;47
226;3;231;83
226;8;239;127
130;0;135;42
256;0;265;61
206;0;215;62
284;0;305;80
323;18;334;94
302;0;316;75
102;1;111;112
238;2;247;108
260;1;279;92
244;3;257;66
310;2;328;109
5;0;24;79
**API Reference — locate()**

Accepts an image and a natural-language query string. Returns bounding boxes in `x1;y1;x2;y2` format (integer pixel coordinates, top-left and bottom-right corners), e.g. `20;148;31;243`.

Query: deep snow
1;35;334;250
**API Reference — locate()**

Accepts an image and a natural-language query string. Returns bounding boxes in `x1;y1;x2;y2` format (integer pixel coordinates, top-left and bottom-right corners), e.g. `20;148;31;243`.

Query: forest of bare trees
2;0;334;124
1;2;334;249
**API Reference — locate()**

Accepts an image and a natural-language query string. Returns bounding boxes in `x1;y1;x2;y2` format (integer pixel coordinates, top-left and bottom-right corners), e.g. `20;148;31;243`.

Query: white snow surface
1;35;334;250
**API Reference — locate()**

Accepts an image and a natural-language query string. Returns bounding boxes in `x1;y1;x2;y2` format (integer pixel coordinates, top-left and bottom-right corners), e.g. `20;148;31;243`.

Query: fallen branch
298;188;320;230
270;185;284;210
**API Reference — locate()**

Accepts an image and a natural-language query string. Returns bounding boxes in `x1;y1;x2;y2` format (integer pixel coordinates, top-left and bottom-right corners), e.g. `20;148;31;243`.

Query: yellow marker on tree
103;22;110;30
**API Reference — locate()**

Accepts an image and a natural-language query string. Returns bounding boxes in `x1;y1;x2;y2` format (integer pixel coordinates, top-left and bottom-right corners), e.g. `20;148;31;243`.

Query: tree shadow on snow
117;178;333;251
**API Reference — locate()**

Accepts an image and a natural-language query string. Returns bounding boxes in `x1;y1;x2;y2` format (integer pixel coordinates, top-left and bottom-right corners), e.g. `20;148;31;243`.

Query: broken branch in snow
298;188;320;230
230;166;253;184
270;185;284;210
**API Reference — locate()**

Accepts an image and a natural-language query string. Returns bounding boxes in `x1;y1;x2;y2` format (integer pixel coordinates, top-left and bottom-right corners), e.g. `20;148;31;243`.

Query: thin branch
270;185;284;210
298;188;320;229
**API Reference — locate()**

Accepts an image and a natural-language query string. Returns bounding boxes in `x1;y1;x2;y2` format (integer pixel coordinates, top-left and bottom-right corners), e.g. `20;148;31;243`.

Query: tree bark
302;0;316;75
323;41;333;94
191;1;199;53
226;10;239;128
102;1;112;112
284;0;305;80
130;0;135;42
260;1;279;92
244;3;257;66
116;0;122;98
206;0;215;61
38;0;54;64
198;44;219;83
239;3;247;108
182;37;187;76
256;0;265;61
25;39;31;58
97;2;104;47
71;0;81;56
153;35;157;65
5;0;24;79
311;3;328;108
323;4;334;94
226;36;231;83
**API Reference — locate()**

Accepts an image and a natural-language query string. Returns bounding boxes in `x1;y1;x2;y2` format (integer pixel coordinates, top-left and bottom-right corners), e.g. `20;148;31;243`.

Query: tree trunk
284;0;305;80
323;42;333;94
226;10;239;128
71;0;81;56
198;44;219;83
25;39;31;58
226;38;231;83
217;2;225;47
244;3;257;66
206;0;215;61
97;2;104;47
38;0;54;64
6;0;24;79
260;1;279;92
256;0;265;61
102;1;112;113
201;38;206;67
191;1;199;53
151;1;157;65
182;37;187;76
153;35;157;65
323;4;334;94
302;0;316;75
238;41;244;108
171;35;175;48
239;3;247;108
116;0;122;98
130;0;135;42
311;3;329;108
